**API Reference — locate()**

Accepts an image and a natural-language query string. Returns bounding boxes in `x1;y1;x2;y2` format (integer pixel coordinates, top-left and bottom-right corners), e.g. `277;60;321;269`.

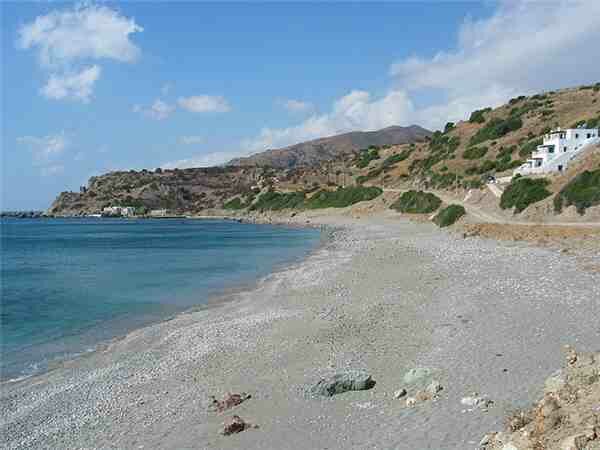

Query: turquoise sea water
0;218;322;381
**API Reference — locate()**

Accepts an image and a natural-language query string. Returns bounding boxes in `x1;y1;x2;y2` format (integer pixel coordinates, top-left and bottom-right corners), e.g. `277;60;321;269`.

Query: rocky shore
1;211;599;449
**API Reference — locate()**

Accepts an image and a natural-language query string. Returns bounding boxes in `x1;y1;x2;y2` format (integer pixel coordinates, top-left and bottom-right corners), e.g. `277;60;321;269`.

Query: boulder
310;370;375;397
426;380;443;396
393;388;407;399
222;415;257;436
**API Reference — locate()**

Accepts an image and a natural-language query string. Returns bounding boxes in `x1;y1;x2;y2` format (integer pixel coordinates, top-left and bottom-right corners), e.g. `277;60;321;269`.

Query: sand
2;211;600;450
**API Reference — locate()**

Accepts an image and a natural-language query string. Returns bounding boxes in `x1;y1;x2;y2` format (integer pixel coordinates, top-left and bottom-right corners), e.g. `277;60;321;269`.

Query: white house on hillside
515;127;599;176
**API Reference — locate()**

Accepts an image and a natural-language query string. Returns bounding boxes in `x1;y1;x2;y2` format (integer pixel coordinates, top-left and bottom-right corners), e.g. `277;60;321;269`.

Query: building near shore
102;206;136;217
149;209;168;217
515;127;599;175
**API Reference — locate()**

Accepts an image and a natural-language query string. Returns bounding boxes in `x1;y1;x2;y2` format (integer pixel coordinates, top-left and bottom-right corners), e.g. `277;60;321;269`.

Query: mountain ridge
227;125;432;168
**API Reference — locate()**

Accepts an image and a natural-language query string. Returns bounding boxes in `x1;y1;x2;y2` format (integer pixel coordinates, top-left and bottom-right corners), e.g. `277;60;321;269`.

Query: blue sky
2;1;599;210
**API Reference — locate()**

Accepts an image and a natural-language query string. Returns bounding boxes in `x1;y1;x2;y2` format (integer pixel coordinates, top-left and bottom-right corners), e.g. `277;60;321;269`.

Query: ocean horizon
0;217;322;382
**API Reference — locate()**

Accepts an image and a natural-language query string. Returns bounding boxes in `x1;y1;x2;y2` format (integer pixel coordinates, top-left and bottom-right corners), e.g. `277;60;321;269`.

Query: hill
227;125;432;168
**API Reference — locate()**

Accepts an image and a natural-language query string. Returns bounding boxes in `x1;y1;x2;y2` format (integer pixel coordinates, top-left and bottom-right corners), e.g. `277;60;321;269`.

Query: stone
222;415;256;436
462;394;494;410
405;397;417;407
501;444;519;450
544;370;567;394
210;392;252;413
479;433;494;446
310;370;375;397
402;367;432;385
426;380;443;396
559;434;589;450
394;388;407;399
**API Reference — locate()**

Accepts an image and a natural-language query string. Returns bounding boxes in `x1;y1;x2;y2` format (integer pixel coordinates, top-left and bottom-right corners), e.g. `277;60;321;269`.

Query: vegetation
355;147;380;168
433;204;466;227
249;191;306;211
390;190;442;214
463;146;488;160
500;177;552;213
519;137;543;158
469;116;523;146
554;169;600;215
305;186;382;209
469;107;492;124
223;197;244;210
444;122;455;133
411;132;459;172
381;148;413;169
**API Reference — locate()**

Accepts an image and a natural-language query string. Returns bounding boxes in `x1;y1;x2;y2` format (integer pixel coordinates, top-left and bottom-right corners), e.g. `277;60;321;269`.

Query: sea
0;218;322;382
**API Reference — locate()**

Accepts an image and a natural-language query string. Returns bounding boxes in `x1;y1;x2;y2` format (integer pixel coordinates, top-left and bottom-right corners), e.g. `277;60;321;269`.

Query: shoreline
2;211;600;449
0;218;327;385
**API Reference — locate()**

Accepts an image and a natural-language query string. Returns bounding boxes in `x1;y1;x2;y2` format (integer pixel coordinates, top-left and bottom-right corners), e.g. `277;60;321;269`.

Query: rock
402;367;432;385
209;392;252;413
393;388;407;399
222;415;257;436
426;380;443;396
461;394;493;410
479;433;494;446
405;397;417;407
501;444;519;450
544;370;566;394
559;434;589;450
310;370;375;397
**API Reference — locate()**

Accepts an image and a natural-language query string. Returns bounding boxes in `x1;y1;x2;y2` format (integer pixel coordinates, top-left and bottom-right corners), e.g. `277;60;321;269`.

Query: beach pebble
405;397;417;407
310;370;375;397
461;394;493;409
393;388;407;399
222;415;257;436
426;380;443;396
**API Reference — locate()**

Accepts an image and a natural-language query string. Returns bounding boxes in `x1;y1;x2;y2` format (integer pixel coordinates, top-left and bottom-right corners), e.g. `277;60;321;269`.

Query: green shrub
463;146;488;160
469;107;492;124
381;148;414;170
444;122;455;133
305;186;382;209
249;191;306;211
519;138;543;158
554;169;600;215
428;172;462;189
390;190;442;214
500;177;552;213
434;204;466;227
470;116;523;146
355;148;380;168
224;197;244;210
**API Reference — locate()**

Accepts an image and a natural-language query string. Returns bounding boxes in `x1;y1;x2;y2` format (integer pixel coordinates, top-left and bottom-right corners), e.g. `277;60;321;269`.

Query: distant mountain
228;125;432;168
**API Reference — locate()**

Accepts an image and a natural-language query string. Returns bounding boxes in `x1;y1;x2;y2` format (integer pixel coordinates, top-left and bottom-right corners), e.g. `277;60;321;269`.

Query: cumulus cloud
162;151;245;169
17;132;70;163
390;0;600;121
179;135;204;145
133;99;175;120
177;95;231;113
281;99;313;113
242;90;414;152
17;3;142;102
41;65;101;102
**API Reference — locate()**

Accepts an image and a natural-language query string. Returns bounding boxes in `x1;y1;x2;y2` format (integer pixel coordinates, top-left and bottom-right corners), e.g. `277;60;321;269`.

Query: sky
2;1;600;210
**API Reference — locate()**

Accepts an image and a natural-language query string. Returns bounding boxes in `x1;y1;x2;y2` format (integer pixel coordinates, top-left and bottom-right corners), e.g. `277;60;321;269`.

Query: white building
515;127;599;176
102;206;136;216
149;209;168;217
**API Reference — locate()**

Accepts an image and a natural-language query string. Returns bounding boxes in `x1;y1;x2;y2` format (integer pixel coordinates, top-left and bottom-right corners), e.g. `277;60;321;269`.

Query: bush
381;148;414;169
554;169;600;215
469;107;492;124
470;116;523;146
249;191;306;211
390;190;442;214
500;177;552;213
434;204;466;227
355;148;380;168
224;197;244;210
305;186;382;209
519;138;543;158
463;146;488;160
444;122;455;133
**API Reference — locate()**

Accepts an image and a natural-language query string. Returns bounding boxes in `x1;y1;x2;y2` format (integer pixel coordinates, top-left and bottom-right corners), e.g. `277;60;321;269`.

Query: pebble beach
2;211;600;450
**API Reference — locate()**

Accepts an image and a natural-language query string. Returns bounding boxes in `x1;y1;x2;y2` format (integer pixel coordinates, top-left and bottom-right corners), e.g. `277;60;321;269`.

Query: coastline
2;210;600;449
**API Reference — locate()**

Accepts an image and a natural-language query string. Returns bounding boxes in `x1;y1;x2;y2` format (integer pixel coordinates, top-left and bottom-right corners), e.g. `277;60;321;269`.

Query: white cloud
390;0;600;122
281;99;313;113
17;3;142;102
41;65;101;102
162;151;244;169
177;95;231;113
179;135;204;145
242;89;414;152
133;99;175;120
17;132;70;164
